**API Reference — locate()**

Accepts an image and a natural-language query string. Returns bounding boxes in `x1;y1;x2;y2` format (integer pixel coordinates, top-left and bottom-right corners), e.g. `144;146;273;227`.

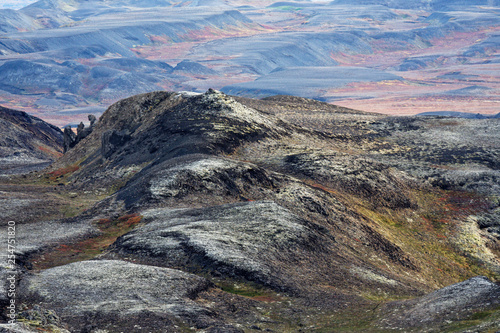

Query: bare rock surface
0;323;52;332
283;152;417;210
1;90;498;332
107;201;328;293
104;198;424;304
53;89;293;190
378;276;500;331
367;116;500;243
112;155;282;210
370;117;500;195
0;217;97;315
18;260;223;332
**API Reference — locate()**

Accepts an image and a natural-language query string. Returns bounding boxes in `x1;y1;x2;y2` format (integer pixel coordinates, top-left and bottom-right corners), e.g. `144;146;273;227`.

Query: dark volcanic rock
101;129;132;159
0;105;63;175
19;260;220;332
10;89;498;332
63;114;96;153
104;199;419;299
54;90;425;298
62;125;76;153
114;155;280;209
477;210;500;240
75;114;96;145
283;152;417;210
0;214;98;327
378;276;500;330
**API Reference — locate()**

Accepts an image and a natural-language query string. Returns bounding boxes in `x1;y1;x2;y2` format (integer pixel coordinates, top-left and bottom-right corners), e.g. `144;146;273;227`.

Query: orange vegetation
32;214;143;270
47;165;79;181
37;145;63;158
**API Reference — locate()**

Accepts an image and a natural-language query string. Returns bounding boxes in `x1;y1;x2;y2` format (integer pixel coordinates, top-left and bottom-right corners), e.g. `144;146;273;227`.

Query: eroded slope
0;106;63;175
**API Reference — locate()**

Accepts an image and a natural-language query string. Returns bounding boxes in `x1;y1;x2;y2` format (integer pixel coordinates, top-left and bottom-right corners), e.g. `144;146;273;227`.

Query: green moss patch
441;307;500;332
216;279;282;302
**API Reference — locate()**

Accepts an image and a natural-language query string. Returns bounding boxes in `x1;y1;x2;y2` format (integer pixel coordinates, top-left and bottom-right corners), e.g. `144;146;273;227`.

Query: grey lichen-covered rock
0;323;50;332
5;90;497;331
12;304;71;333
369;117;500;196
107;201;327;293
148;157;266;198
284;152;418;209
369;116;500;241
19;260;218;332
0;218;97;263
378;276;500;330
114;155;280;209
477;210;500;240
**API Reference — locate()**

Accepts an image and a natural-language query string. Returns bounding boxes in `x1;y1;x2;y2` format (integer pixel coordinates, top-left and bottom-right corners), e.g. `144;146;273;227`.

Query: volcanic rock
63;114;97;153
378;276;500;330
106;201;330;293
18;260;223;332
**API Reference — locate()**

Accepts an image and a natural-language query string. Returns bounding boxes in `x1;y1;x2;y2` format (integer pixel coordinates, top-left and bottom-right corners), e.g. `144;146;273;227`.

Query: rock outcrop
52;89;292;189
18;260;225;332
378;276;500;331
106;201;335;294
63;114;96;153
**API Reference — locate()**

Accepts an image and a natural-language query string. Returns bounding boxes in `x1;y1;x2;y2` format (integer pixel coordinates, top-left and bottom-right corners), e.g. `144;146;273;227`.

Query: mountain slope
0;105;63;175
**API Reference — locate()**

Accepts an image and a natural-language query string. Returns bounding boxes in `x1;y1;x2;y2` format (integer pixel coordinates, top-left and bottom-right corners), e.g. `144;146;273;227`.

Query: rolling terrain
0;89;499;332
0;0;499;126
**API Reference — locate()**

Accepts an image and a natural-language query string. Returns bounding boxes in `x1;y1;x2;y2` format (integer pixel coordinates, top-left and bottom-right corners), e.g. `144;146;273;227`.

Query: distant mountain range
417;111;500;119
0;0;499;125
